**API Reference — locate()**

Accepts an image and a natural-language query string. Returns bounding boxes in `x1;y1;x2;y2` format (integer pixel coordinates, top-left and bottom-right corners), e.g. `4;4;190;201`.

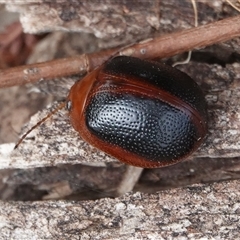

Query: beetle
67;56;207;168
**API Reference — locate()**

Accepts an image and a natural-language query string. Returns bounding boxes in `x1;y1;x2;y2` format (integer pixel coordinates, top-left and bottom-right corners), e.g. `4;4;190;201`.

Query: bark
1;1;240;239
6;0;160;48
1;181;240;239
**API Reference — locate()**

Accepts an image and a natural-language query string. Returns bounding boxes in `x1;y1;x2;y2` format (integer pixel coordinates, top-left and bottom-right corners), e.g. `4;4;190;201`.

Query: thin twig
172;0;198;67
225;0;240;12
1;15;240;88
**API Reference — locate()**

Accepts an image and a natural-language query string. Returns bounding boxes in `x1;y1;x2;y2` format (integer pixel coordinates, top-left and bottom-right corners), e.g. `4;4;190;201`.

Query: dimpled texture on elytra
85;92;197;163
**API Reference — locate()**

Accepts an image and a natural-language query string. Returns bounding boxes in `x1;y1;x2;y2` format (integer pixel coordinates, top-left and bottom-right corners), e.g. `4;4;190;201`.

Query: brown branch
1;15;240;88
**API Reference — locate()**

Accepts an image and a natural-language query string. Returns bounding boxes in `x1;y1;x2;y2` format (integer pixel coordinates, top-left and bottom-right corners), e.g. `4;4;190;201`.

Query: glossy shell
67;56;207;168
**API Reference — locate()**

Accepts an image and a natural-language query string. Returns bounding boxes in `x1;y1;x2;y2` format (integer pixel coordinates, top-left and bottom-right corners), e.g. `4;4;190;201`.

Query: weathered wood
0;1;240;238
1;181;240;239
1;60;239;169
6;0;160;48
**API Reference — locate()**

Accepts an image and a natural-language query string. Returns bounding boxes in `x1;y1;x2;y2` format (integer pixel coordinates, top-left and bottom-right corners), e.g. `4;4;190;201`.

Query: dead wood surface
1;181;240;239
0;0;240;170
6;0;160;48
0;0;240;196
2;60;240;168
1;1;240;239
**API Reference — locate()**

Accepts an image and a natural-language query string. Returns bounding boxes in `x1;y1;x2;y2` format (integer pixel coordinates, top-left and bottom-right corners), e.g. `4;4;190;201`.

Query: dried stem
1;15;240;88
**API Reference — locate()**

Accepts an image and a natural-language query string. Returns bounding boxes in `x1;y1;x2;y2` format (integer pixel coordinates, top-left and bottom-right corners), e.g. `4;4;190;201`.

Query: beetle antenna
14;101;66;149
